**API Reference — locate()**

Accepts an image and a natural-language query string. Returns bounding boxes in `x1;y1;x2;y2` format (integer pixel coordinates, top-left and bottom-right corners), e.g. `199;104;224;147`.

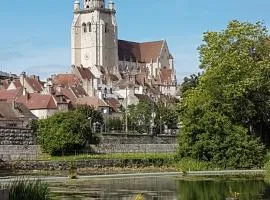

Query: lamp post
87;117;92;146
150;112;156;136
125;87;128;135
159;116;162;135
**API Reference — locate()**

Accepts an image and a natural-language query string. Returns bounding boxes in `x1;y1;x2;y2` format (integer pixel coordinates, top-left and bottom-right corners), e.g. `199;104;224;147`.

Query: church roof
118;40;164;63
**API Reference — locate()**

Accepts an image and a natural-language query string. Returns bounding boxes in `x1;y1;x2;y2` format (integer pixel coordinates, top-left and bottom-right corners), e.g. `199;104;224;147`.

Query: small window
87;23;91;32
82;23;87;33
105;23;108;33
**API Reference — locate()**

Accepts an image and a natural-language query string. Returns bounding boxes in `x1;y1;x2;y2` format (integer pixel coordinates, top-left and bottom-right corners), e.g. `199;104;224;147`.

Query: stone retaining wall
95;134;177;153
0;128;37;161
0;145;39;161
11;158;173;171
0;128;35;145
92;144;178;153
102;133;176;144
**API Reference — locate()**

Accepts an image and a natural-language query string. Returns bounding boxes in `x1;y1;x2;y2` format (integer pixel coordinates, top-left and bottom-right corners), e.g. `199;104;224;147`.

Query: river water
49;175;270;200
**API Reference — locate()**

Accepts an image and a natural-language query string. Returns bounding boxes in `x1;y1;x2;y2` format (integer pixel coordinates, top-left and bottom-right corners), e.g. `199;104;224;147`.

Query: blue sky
0;0;269;82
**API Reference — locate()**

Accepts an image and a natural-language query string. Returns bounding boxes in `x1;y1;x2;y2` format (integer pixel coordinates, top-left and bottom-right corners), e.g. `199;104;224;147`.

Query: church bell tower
71;0;119;75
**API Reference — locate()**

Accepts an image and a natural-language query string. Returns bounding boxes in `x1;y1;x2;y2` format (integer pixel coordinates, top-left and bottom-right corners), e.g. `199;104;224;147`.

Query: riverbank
0;170;266;183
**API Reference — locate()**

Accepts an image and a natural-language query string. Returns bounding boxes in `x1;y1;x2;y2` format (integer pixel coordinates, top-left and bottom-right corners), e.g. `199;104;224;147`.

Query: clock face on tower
84;53;89;60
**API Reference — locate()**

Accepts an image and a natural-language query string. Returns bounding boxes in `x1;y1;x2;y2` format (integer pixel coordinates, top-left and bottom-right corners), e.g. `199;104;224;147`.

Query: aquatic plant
68;161;78;179
134;194;144;200
176;158;209;172
7;179;51;200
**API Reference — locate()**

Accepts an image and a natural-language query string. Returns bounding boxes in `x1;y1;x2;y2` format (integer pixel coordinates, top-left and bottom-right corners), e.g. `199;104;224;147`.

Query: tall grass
7;179;51;200
176;158;209;172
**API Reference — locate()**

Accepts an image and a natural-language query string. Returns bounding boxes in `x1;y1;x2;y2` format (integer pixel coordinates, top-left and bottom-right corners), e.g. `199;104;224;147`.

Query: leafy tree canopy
180;73;202;96
37;105;103;155
178;20;269;168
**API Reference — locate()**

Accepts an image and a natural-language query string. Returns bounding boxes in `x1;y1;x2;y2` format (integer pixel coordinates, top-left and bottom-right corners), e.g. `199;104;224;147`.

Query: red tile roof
0;101;36;120
76;96;109;108
0;88;22;103
104;98;121;112
52;74;81;87
118;40;164;63
25;78;44;92
17;94;57;110
115;79;138;89
70;85;88;98
75;66;95;80
135;94;152;102
57;87;77;103
12;79;23;88
0;80;10;89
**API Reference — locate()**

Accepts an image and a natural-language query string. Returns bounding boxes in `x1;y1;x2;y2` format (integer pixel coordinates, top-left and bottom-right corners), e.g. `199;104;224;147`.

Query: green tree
155;101;179;134
127;101;153;133
180;73;201;96
37;105;103;155
178;20;268;168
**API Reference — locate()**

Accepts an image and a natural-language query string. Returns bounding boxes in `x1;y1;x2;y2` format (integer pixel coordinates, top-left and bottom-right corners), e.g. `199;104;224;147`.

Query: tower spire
84;0;105;9
74;0;80;12
108;0;115;10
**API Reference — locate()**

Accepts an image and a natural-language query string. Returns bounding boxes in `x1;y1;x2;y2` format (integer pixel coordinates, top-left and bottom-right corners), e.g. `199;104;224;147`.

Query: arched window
104;87;107;94
87;23;92;32
82;23;87;33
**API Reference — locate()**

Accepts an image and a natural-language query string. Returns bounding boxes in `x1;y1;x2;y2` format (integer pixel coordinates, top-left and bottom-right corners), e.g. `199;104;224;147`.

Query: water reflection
50;176;270;200
177;178;268;200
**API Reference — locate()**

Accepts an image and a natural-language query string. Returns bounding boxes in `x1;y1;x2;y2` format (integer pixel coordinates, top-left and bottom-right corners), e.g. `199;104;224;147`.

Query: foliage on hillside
178;20;270;168
36;105;103;156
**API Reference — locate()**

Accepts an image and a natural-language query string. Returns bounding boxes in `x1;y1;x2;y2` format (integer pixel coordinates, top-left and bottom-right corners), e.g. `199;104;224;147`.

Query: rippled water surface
50;175;270;200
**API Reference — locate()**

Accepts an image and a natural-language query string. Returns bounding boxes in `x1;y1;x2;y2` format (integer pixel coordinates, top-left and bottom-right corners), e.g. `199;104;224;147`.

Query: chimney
12;100;18;110
20;72;27;96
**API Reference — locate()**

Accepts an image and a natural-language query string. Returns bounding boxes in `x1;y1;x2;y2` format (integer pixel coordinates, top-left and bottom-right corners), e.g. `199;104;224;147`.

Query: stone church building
71;0;177;98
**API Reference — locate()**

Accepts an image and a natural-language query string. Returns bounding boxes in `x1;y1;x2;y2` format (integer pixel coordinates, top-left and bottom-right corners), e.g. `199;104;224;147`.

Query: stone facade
71;0;177;98
71;0;119;75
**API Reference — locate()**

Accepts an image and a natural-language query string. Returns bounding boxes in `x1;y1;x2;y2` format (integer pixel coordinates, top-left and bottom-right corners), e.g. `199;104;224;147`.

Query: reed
7;179;51;200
